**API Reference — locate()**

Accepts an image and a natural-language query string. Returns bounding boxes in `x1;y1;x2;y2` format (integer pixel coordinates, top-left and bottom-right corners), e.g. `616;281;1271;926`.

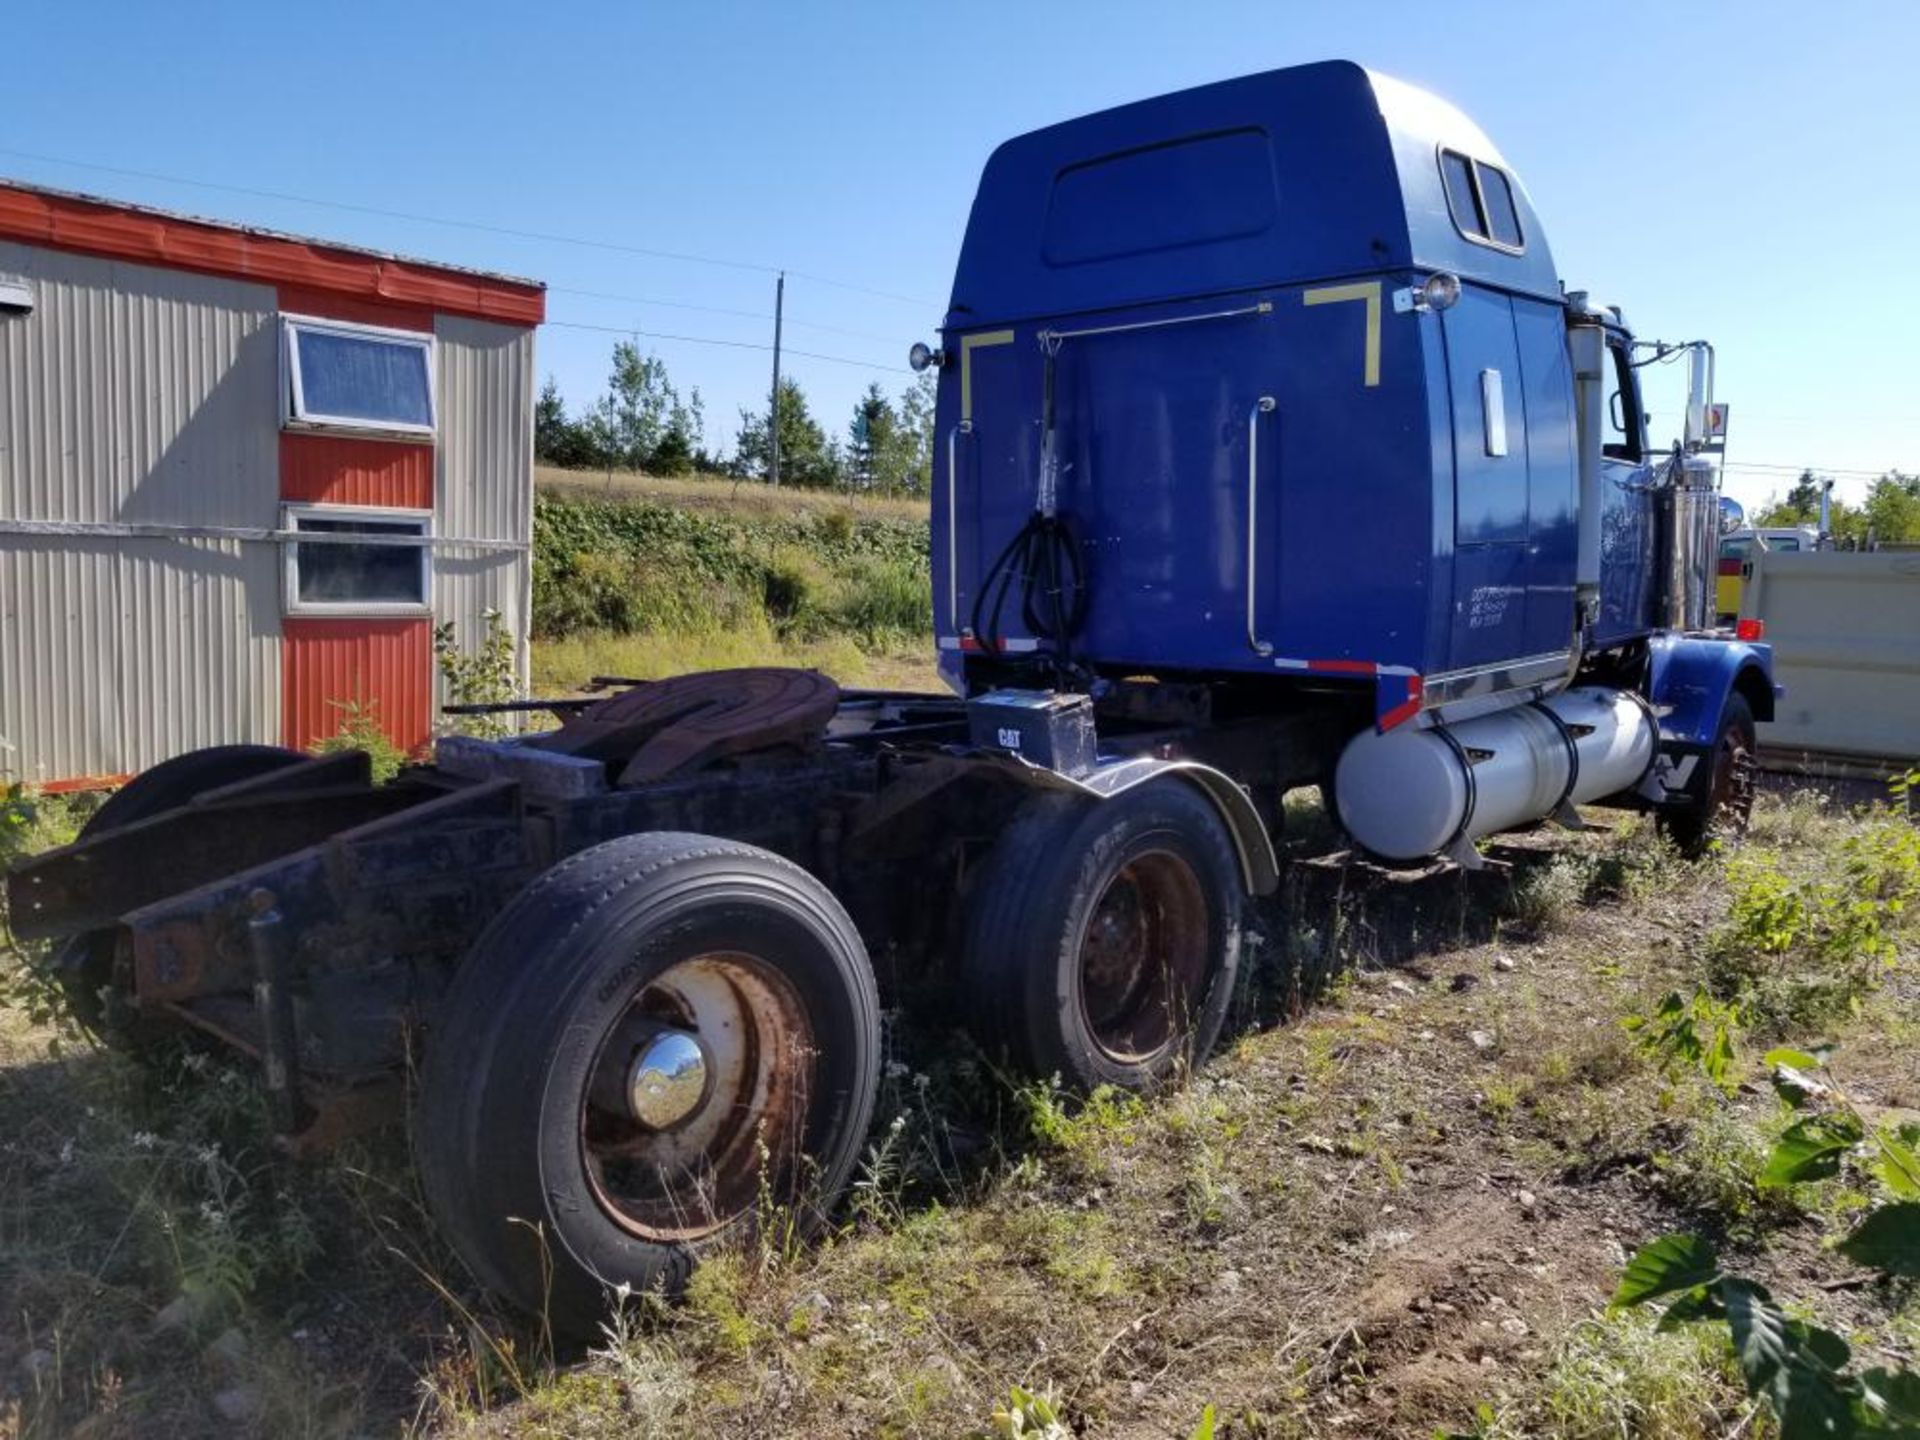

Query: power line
543;317;907;373
1722;461;1904;479
547;284;905;344
0;146;942;310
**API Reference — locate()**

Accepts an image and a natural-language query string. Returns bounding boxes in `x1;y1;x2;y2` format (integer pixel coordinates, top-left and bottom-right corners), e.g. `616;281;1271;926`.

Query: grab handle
946;420;972;635
1246;396;1276;655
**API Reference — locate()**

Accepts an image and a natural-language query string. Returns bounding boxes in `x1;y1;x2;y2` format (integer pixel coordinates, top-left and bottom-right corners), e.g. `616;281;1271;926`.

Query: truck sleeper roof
948;59;1561;330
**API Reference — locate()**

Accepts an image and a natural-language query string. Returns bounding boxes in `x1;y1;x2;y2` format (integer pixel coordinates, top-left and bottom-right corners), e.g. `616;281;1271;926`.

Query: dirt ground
1;782;1914;1438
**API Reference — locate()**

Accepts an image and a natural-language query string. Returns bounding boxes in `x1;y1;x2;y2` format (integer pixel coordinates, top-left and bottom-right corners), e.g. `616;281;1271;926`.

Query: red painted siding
280;434;434;508
281;618;433;756
0;182;544;324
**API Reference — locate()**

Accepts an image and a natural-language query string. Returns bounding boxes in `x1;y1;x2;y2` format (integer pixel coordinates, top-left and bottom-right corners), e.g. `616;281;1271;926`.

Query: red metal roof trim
0;183;545;326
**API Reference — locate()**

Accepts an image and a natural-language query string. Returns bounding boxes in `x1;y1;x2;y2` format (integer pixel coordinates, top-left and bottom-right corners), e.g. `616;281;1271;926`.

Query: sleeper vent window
1438;150;1525;252
281;316;436;437
283;505;431;615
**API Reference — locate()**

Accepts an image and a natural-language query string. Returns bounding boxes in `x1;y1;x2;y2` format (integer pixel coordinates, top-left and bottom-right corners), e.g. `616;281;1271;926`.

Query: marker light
1735;618;1766;641
908;342;944;372
1421;272;1462;311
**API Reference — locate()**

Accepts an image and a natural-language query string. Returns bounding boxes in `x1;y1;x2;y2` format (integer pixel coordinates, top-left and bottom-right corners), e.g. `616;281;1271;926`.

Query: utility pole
769;271;784;487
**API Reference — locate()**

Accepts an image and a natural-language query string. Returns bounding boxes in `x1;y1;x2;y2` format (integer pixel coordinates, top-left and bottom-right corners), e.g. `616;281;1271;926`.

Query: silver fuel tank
1333;687;1657;862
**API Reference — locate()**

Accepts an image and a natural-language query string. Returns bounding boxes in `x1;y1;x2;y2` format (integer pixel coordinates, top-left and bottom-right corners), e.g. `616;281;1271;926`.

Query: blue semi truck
8;61;1774;1336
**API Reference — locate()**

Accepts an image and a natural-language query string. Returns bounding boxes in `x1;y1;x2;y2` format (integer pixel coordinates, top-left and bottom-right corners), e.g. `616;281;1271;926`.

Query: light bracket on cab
1391;272;1462;314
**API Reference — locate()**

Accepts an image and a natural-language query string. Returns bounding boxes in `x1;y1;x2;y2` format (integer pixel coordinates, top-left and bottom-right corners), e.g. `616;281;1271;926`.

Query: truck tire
961;781;1244;1093
1658;693;1757;858
51;745;305;1042
414;832;880;1343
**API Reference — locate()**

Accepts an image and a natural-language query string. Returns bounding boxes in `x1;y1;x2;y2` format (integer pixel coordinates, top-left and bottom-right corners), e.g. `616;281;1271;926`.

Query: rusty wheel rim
580;951;816;1242
1075;849;1210;1064
1708;730;1757;839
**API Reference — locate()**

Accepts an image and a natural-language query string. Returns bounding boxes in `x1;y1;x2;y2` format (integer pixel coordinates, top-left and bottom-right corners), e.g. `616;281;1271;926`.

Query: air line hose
969;340;1087;674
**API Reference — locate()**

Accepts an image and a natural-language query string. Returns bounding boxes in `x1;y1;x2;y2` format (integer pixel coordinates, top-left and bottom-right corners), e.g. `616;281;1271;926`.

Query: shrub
529;492;931;650
831;555;934;641
434;609;520;739
312;699;407;783
1707;813;1920;1033
1507;855;1591;933
762;546;830;625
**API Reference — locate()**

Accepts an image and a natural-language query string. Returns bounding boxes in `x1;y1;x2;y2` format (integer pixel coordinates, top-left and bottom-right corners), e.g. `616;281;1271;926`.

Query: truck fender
980;753;1280;896
1646;634;1778;751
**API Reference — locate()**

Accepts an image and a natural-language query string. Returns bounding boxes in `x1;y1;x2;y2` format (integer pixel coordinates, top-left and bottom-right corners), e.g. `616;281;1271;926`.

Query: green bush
763;545;830;624
1707;812;1920;1033
831;555;935;641
530;492;933;653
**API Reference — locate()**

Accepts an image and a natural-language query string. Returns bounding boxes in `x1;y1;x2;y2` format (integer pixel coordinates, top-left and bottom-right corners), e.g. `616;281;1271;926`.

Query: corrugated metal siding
0;241;282;781
433;314;533;710
280;434;434;508
281;617;432;754
1743;551;1920;761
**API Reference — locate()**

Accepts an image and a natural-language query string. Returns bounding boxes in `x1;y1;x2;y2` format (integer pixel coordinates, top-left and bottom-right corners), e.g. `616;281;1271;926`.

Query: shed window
282;316;436;436
1438;149;1525;252
283;505;431;614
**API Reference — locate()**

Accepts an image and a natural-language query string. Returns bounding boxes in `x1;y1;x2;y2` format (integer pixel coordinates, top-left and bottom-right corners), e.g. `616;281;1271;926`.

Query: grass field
2;782;1915;1438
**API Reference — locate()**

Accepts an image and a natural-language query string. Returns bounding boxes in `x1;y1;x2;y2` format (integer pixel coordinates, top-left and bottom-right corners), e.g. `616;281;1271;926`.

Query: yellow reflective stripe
1303;281;1382;388
960;329;1015;422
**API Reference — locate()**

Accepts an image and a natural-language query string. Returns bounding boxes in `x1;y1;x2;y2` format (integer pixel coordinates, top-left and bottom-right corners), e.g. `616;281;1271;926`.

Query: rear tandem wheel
413;832;881;1342
961;780;1245;1094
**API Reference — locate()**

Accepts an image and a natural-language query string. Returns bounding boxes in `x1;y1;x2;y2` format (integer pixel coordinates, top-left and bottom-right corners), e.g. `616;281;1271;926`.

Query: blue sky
3;1;1914;509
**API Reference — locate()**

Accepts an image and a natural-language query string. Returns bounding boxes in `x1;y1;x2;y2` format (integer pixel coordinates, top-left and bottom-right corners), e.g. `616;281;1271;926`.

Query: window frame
280;313;438;439
1435;147;1527;256
1602;335;1646;464
281;502;434;617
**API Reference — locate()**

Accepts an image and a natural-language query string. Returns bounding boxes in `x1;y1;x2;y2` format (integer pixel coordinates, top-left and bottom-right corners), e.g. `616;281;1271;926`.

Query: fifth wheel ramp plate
527;667;842;786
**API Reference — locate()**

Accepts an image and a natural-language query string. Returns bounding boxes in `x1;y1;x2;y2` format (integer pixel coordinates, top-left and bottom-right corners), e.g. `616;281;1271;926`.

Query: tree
650;387;707;476
534;376;597;469
732;377;840;488
1862;471;1920;544
1753;469;1859;540
606;342;682;470
892;371;937;494
849;384;898;491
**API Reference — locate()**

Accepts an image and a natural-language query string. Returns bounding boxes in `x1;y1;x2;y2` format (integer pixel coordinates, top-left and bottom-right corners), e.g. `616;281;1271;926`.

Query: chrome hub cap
627;1029;711;1130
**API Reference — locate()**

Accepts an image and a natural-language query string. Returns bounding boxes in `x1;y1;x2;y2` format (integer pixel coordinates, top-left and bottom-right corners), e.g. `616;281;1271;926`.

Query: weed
1506;855;1591;933
1584;817;1682;901
435;608;521;738
830;554;935;641
1622;990;1742;1091
762;544;831;622
1021;1079;1144;1155
1477;1310;1746;1439
1655;1096;1780;1226
989;1384;1072;1438
1612;1042;1920;1434
1707;812;1920;1033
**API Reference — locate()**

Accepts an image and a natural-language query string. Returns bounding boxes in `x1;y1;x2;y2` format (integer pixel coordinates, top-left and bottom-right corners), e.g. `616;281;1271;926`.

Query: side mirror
1608;389;1627;434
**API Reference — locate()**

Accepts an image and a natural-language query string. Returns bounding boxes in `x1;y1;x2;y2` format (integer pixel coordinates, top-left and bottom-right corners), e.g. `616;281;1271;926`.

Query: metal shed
0;181;545;788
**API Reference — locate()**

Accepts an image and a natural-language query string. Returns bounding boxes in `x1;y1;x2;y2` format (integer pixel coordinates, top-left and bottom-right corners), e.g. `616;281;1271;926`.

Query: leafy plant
988;1385;1071;1439
434;608;520;739
1611;1044;1920;1436
1622;990;1741;1091
1708;810;1920;1032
